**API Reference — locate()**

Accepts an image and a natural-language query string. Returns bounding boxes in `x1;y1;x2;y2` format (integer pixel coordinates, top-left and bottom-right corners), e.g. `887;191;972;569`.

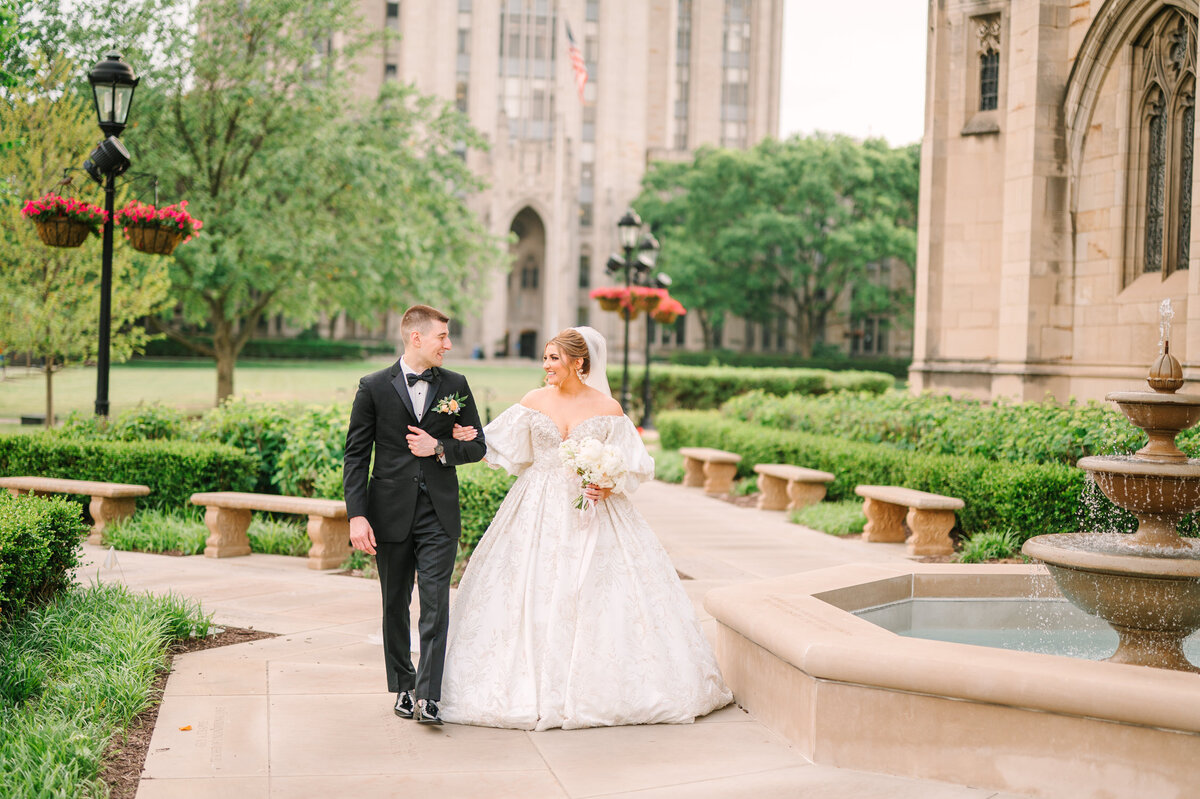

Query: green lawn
0;358;544;423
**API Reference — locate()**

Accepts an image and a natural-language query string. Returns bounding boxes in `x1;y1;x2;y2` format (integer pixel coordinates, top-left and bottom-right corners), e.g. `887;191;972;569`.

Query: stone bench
678;447;743;495
753;464;836;511
853;485;964;556
190;492;351;570
0;476;150;544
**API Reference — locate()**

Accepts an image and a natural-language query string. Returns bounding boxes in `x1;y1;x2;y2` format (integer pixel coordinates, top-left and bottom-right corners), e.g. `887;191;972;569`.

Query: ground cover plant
0;582;211;799
791;500;867;536
103;509;311;558
957;529;1023;563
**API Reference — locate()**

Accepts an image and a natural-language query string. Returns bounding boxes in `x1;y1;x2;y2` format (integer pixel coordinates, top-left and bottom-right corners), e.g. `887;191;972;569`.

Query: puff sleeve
612;416;655;494
482;404;536;477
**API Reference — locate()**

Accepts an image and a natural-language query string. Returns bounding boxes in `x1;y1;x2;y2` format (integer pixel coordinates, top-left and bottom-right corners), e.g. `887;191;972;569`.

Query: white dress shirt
400;358;430;421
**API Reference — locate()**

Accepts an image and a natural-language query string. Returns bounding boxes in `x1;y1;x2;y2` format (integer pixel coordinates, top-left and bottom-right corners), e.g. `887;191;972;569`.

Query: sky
778;0;928;146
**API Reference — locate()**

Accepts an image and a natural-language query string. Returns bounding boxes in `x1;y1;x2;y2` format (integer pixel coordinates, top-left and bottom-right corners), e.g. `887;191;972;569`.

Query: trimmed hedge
656;410;1135;543
0;434;258;511
0;492;87;618
668;348;911;379
141;336;394;360
724;389;1151;466
607;364;894;417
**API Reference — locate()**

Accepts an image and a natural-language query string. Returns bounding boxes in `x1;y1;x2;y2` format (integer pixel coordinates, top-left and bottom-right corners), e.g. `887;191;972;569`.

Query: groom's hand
406;425;437;457
349;515;376;555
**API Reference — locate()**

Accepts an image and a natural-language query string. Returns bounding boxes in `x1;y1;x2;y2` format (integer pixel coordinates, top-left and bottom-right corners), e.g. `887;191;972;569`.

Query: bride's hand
452;424;478;441
584;483;613;502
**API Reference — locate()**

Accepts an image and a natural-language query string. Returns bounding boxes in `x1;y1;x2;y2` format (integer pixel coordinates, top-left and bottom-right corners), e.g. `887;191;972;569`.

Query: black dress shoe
394;690;415;719
416;699;443;726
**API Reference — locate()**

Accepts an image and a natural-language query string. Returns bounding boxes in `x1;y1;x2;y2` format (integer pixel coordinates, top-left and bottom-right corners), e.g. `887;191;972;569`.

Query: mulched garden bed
100;625;276;799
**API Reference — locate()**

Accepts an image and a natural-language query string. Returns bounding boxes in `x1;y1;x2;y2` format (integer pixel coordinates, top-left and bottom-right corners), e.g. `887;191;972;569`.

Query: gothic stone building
913;0;1200;400
340;0;784;359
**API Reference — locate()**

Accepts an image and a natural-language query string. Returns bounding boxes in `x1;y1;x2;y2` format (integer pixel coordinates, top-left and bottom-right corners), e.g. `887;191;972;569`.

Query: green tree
636;134;919;355
0;57;170;425
23;0;508;404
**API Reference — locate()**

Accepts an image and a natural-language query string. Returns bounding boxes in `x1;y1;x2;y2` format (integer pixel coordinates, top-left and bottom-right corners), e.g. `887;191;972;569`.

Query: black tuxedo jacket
343;360;487;542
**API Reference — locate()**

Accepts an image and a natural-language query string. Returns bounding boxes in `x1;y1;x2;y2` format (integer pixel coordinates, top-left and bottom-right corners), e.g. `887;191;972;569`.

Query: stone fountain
1023;300;1200;671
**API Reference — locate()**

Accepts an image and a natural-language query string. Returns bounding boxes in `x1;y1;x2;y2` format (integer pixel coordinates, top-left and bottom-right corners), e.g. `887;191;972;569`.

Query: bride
439;326;732;730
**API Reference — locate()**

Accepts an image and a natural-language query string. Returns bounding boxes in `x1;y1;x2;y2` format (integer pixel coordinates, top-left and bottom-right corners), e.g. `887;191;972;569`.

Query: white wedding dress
440;404;733;730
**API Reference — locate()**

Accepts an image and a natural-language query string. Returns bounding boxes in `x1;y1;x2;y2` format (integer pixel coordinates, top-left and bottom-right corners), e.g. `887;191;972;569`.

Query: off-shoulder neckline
517;404;625;442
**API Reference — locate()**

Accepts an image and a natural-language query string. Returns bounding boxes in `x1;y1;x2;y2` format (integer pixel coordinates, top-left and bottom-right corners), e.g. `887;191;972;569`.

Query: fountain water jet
1023;299;1200;671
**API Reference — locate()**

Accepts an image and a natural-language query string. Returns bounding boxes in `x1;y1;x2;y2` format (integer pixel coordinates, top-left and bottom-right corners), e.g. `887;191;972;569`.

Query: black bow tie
406;368;436;386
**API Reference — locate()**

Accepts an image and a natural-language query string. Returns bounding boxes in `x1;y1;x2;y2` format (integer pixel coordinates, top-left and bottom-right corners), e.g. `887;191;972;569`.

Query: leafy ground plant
247;516;310;557
0;582;210;799
103;509;208;556
957;529;1022;563
790;500;867;536
653;449;685;483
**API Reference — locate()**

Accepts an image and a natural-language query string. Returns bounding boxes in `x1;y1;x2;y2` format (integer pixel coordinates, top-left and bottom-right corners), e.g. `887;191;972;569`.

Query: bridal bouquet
559;436;627;510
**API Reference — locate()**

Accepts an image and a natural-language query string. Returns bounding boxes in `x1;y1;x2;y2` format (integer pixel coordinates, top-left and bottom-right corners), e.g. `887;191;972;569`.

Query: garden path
75;481;1028;799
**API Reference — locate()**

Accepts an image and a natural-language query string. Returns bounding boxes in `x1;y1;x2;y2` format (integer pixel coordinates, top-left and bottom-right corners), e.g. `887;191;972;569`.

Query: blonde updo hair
548;328;590;378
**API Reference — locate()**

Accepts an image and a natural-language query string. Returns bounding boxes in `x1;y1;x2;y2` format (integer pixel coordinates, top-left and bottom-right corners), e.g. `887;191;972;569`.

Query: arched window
1128;9;1196;281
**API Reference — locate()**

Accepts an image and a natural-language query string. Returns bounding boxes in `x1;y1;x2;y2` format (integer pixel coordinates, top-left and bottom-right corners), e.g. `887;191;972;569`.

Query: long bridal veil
573;326;611;398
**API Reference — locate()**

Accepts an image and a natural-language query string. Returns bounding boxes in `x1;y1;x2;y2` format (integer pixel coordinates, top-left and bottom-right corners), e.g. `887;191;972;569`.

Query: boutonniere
433;392;468;415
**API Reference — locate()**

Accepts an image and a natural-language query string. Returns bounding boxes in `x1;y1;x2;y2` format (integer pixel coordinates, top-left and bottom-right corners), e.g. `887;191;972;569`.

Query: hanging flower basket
116;200;203;256
34;216;92;248
21;194;107;248
127;225;184;255
630;286;668;312
652;297;688;326
589;286;629;312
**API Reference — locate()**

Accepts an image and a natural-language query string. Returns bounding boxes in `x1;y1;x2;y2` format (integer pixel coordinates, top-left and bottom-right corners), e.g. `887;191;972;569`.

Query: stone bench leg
756;474;789;510
786;481;827;511
682;456;706;488
906;508;956;556
703;462;738;495
88;496;138;545
307;515;351;570
862;498;907;543
203;506;252;558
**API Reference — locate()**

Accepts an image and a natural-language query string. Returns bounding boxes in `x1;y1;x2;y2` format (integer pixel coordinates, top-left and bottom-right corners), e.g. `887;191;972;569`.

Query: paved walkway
78;481;1026;799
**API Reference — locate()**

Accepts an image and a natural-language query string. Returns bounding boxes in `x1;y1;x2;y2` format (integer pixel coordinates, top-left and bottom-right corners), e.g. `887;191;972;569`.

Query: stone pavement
76;481;1028;799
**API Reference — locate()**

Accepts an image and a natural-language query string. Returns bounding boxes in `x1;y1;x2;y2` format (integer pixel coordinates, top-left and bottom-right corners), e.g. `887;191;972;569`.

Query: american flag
566;21;588;103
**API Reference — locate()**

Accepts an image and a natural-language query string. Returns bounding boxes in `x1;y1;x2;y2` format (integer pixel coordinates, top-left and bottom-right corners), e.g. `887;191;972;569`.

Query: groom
343;304;486;725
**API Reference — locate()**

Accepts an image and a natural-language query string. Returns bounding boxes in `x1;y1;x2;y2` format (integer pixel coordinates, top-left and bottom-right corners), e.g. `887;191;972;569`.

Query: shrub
272;404;350;496
791;500;867;536
653;449;685;483
103;508;208;556
656;410;1107;544
0;434;258;511
104;403;192;441
194;398;295;493
723;389;1149;466
140;336;393;359
312;464;345;500
667;348;912;378
609;364;893;417
0;493;87;619
957;529;1023;563
458;463;517;559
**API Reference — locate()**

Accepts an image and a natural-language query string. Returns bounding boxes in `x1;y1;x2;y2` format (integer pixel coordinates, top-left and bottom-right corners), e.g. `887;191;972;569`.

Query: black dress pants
375;487;458;700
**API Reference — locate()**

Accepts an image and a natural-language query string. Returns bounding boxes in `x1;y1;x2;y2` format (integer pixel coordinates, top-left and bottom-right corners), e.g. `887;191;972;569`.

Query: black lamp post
607;210;663;419
86;51;138;417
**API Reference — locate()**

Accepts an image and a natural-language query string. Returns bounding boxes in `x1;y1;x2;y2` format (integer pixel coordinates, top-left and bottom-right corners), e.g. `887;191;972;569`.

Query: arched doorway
507;207;545;359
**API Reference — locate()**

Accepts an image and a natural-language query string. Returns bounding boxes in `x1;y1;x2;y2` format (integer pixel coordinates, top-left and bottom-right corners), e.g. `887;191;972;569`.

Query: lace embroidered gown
440;404;732;730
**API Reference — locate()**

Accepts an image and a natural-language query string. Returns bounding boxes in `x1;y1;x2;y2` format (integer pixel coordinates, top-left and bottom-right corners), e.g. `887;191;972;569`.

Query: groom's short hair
401;304;450;343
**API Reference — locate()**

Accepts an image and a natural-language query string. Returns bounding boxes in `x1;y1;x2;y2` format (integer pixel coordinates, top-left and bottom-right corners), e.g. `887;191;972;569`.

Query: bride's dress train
440;404;732;730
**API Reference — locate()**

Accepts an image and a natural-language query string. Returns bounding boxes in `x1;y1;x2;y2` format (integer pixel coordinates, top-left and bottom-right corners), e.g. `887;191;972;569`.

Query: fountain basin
1023;533;1200;671
705;563;1200;798
1105;390;1200;462
1076;456;1200;545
